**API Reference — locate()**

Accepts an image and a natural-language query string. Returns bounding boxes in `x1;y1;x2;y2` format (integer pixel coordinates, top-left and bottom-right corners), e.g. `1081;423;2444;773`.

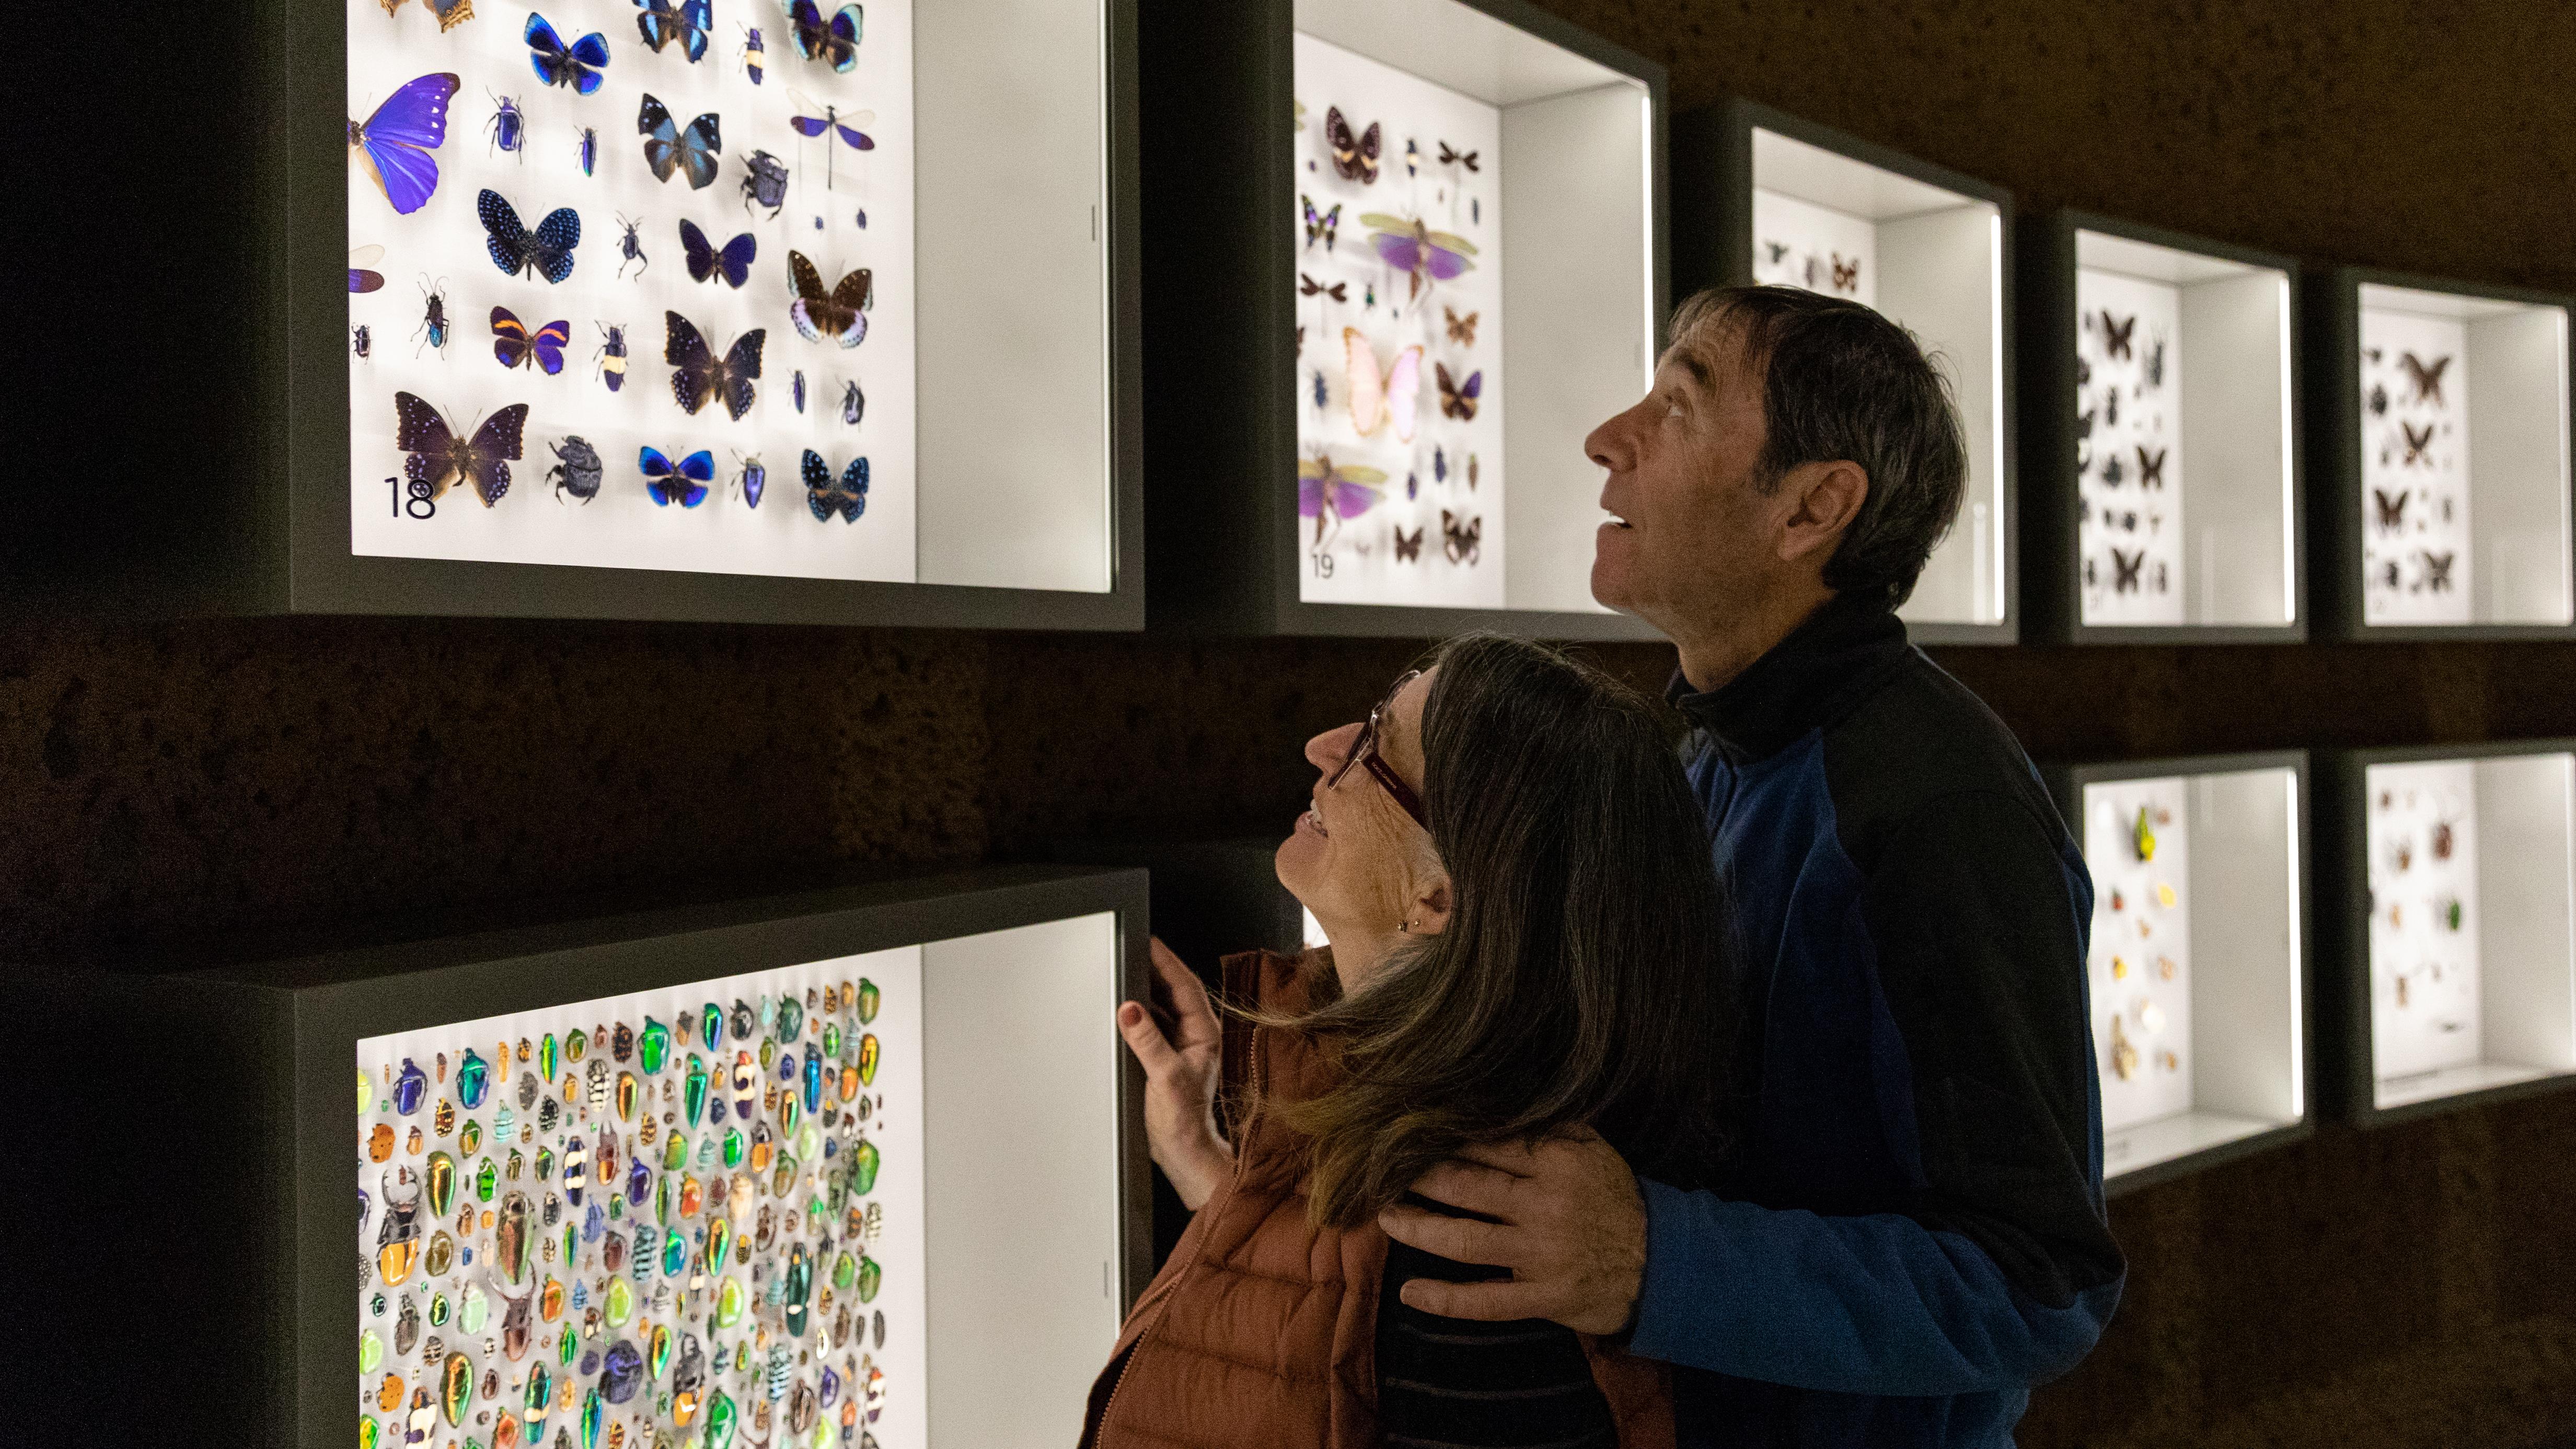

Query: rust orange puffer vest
1081;948;1674;1449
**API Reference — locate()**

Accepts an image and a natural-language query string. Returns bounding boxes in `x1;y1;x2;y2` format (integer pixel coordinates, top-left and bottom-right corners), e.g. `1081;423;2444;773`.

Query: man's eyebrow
1668;349;1716;398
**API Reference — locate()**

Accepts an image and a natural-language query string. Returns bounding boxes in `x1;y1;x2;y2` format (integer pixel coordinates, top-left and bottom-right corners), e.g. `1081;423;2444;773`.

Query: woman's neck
1316;921;1405;994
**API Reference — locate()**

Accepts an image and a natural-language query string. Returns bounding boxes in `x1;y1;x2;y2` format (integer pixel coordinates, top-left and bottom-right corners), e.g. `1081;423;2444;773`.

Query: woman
1085;633;1742;1448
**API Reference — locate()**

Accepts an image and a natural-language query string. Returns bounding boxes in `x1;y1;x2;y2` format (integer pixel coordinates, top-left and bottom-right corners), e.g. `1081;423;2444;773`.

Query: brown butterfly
1436;363;1482;422
1441;509;1482;565
2101;311;2136;360
2373;488;2409;530
2400;352;2452;406
1830;253;1861;293
2401;421;2434;467
1393;525;1424;562
1325;107;1381;184
1443;307;1478;347
1437;141;1479;172
2135;446;2166;488
2111;547;2144;593
787;253;871;348
2419;549;2455;592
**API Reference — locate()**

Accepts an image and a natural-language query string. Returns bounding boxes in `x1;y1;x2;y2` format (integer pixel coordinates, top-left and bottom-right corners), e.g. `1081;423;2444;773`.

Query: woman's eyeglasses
1326;670;1429;829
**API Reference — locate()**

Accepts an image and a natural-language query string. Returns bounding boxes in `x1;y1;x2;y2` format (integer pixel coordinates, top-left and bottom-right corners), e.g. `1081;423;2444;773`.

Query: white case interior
1292;0;1651;613
2083;768;2304;1180
2072;231;2296;630
1750;129;2006;628
2356;285;2574;629
2364;755;2576;1111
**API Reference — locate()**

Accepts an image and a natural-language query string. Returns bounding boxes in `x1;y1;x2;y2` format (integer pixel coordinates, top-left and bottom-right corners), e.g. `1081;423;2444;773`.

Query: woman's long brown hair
1279;632;1742;1228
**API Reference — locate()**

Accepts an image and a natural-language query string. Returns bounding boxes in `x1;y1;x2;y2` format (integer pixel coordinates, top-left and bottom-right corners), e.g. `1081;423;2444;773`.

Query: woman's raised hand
1116;937;1234;1211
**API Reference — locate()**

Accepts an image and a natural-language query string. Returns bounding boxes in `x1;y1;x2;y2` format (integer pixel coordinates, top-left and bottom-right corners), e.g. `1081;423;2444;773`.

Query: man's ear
1775;459;1868;567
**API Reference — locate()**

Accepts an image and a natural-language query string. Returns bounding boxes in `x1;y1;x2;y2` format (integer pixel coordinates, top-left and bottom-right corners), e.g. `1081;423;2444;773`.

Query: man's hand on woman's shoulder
1379;1128;1646;1336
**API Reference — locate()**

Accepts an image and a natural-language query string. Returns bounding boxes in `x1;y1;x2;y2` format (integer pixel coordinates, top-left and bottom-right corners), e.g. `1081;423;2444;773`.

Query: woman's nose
1306;723;1361;774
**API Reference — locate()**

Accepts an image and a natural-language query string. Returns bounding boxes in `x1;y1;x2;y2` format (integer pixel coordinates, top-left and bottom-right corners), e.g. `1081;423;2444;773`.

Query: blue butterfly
478;189;582;283
350;72;459;216
801;450;868;523
639;94;723;190
641;447;717;508
786;1;862;72
679;220;758;288
634;0;713;62
527;14;611;94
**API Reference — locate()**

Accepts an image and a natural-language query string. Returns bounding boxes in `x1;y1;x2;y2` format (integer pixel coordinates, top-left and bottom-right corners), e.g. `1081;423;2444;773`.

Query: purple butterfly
1296;455;1385;546
350;73;461;215
678;219;757;288
640;447;715;508
1361;212;1477;302
491;307;572;374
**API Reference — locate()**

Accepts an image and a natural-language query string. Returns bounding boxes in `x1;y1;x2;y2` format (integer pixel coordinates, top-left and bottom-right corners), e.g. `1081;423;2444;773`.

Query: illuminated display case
2323;742;2576;1125
2306;270;2576;640
19;866;1148;1447
2047;754;2314;1192
1673;98;2015;643
2021;213;2305;643
1141;0;1664;637
7;0;1139;630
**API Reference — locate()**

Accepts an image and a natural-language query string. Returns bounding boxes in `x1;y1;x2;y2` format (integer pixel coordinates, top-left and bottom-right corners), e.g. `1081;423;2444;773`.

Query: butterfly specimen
2100;311;2136;361
1302;195;1341;251
350;73;460;215
1363;213;1476;301
640;447;716;507
789;253;872;347
595;323;628;390
639;94;723;189
1763;240;1790;266
679;220;758;288
614;213;648;278
2400;352;2452;406
789;102;873;188
1441;510;1482;565
415;277;450;354
350;245;387;294
548;435;603;502
1298;272;1347;303
734;451;767;507
487;92;526;156
664;311;766;419
2419;550;2456;592
395;392;529;507
1343;328;1422;442
1393;525;1424;562
381;0;474;30
2401;421;2435;467
479;190;581;282
634;0;712;60
1830;253;1861;293
2110;547;2144;594
1444;308;1478;347
840;379;864;426
1325;107;1380;184
787;1;862;72
1298;454;1385;543
2135;446;2166;489
741;149;790;217
2373;488;2408;531
526;14;610;92
490;307;571;374
741;25;766;83
1437;141;1478;172
1436;363;1482;422
802;450;870;521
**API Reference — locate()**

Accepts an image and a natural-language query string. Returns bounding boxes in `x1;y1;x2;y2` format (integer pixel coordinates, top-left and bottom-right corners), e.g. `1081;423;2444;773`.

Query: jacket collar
1667;593;1912;764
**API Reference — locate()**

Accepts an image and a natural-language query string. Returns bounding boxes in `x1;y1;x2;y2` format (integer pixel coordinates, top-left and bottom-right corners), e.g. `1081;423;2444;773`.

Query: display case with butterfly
2020;213;2305;643
1141;0;1662;636
2044;752;2315;1194
2305;269;2575;640
16;862;1157;1449
1673;98;2015;643
2319;741;2576;1127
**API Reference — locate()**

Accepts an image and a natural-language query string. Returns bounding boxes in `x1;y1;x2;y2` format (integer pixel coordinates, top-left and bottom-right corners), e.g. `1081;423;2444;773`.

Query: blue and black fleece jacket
1633;593;2123;1448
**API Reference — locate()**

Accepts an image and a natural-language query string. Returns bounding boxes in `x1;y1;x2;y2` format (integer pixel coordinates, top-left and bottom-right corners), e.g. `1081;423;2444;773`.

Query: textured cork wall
5;0;2575;1443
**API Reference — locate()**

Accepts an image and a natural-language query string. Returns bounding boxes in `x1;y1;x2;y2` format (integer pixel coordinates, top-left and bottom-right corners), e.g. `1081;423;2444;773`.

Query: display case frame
13;864;1151;1447
2020;212;2307;645
1139;0;1666;640
4;0;1143;631
2320;740;2576;1127
2046;751;2315;1195
2304;268;2576;641
1671;97;2017;645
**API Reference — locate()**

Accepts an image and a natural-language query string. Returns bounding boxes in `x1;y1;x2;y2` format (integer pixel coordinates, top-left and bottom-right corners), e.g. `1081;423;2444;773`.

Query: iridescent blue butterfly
679;220;758;288
786;1;861;72
634;0;712;61
491;307;572;374
527;13;611;92
350;72;459;215
639;94;722;190
640;447;716;508
801;450;868;523
478;189;581;282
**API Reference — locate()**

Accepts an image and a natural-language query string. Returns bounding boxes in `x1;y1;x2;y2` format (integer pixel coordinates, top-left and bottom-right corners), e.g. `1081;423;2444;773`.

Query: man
1378;285;2123;1447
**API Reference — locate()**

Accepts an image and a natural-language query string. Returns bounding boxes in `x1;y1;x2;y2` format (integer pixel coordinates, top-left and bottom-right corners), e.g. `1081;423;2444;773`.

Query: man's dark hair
1668;284;1969;609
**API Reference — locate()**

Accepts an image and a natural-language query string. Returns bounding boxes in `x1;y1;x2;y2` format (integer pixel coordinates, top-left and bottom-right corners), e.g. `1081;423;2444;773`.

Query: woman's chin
1274;821;1326;905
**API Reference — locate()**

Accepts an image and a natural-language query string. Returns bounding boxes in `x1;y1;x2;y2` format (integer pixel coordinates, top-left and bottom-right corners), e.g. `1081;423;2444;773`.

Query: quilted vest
1081;948;1674;1449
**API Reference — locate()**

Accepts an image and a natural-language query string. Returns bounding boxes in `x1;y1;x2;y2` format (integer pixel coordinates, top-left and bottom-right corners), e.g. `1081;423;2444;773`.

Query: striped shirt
1377;1236;1617;1448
